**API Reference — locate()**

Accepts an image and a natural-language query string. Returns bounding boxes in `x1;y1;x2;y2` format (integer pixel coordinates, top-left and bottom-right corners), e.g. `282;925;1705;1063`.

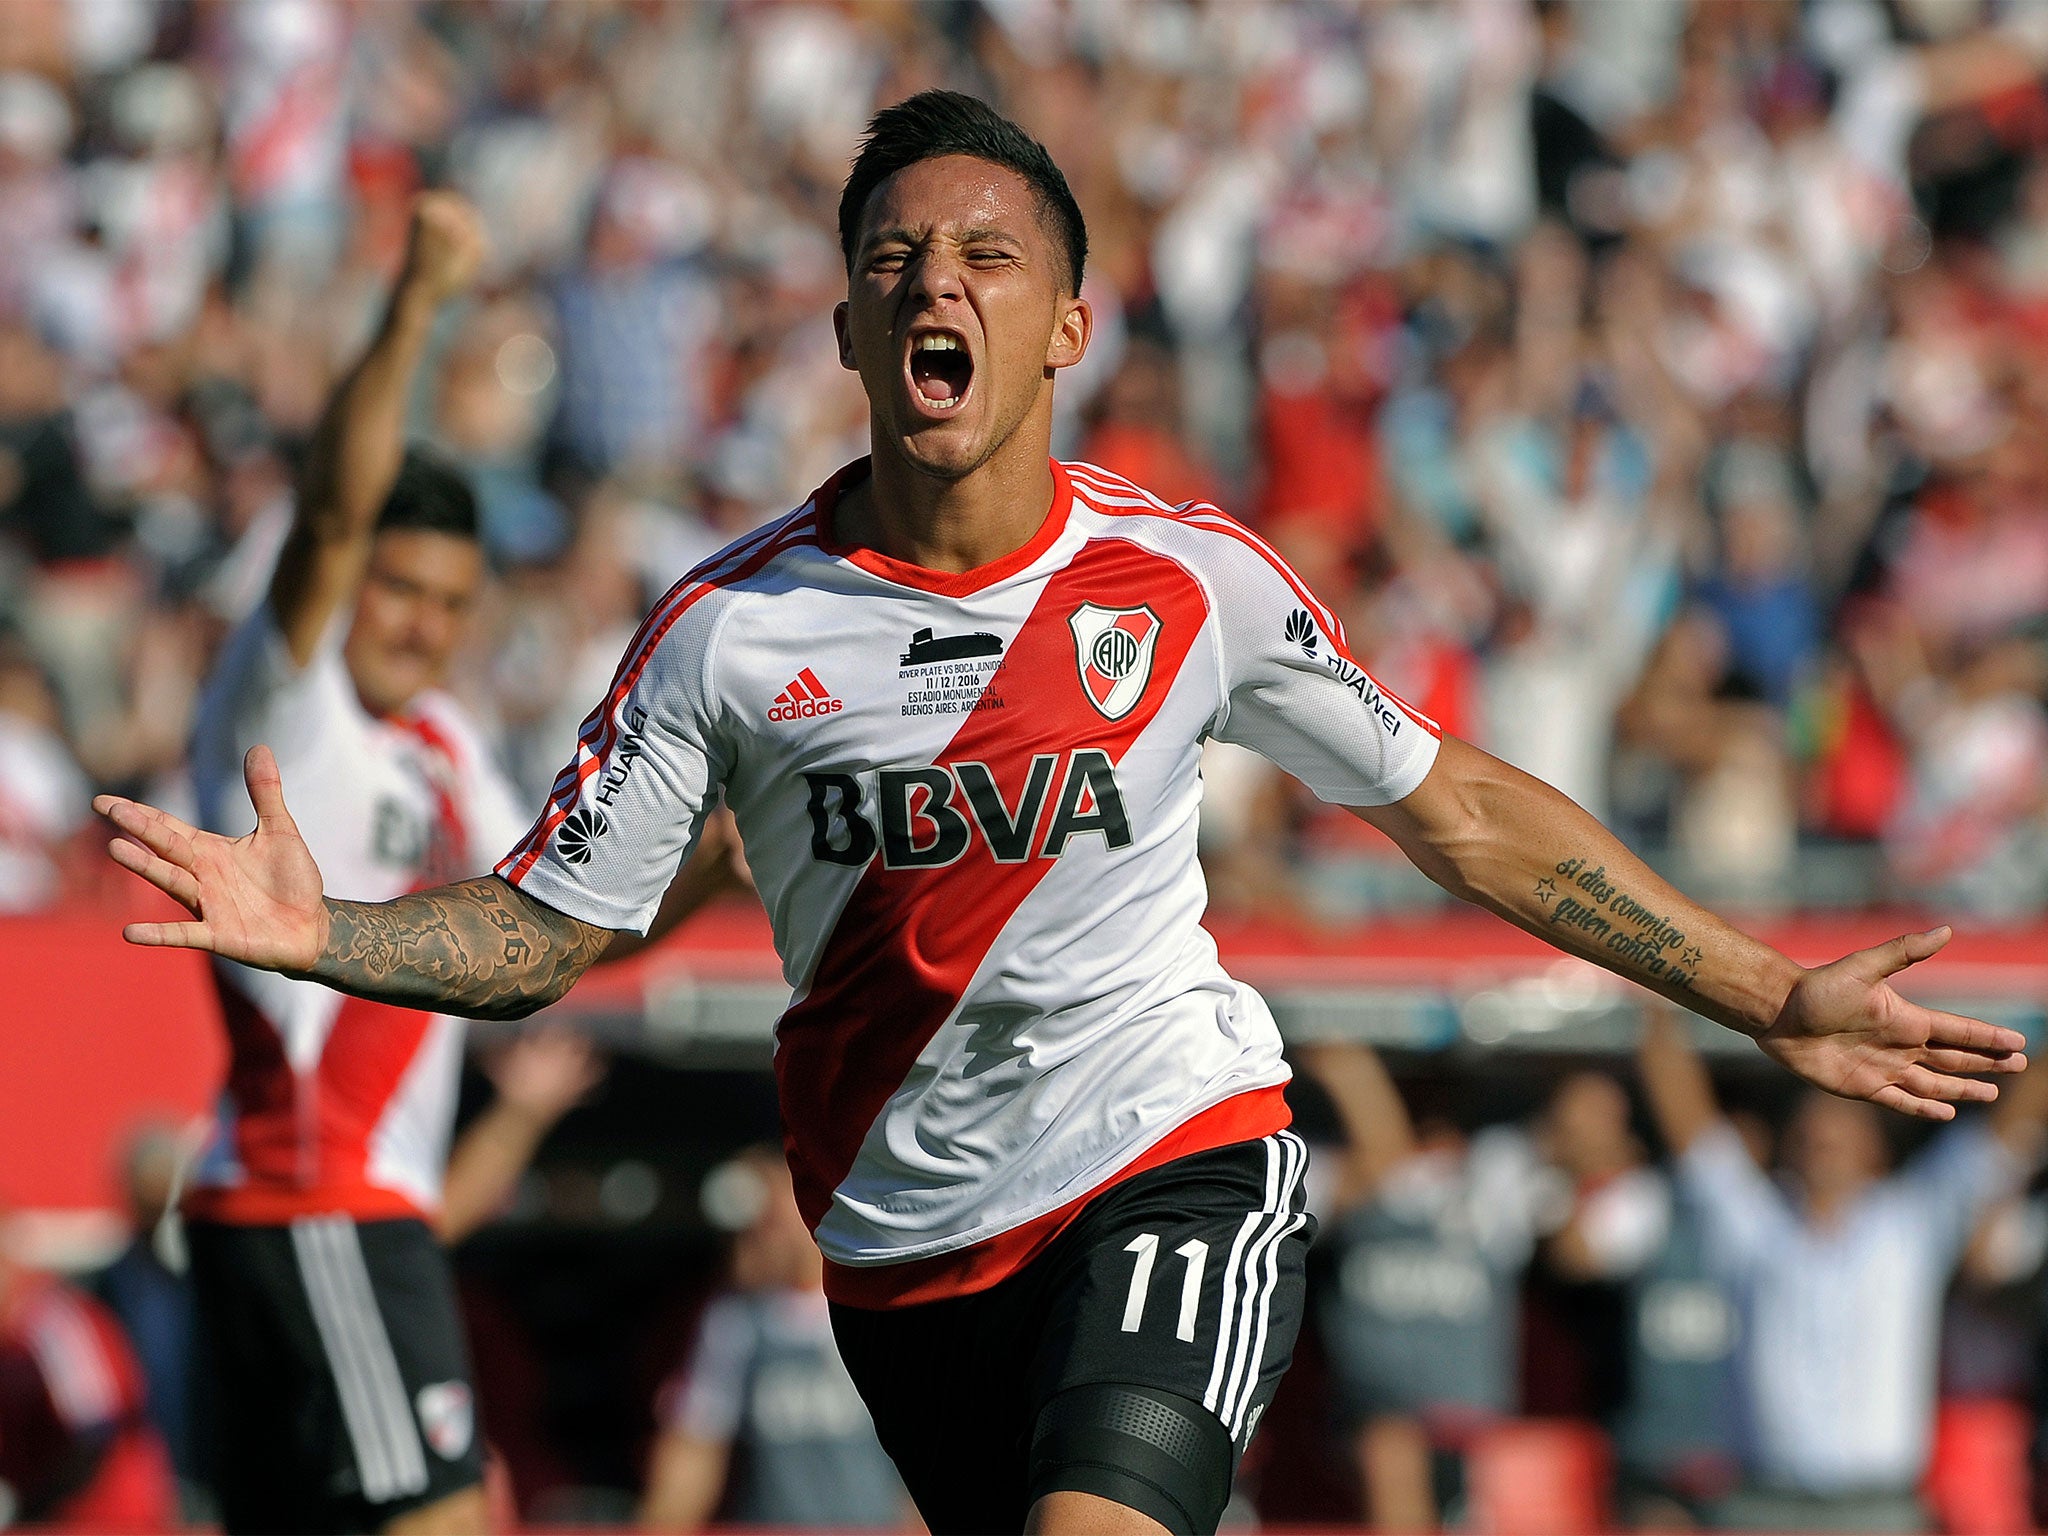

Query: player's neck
842;428;1056;575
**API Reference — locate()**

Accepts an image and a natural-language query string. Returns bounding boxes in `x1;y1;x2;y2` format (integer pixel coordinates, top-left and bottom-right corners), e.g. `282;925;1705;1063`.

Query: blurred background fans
9;0;2048;1530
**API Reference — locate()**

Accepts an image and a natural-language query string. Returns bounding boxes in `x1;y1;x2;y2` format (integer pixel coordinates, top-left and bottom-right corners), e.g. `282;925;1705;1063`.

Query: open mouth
907;331;974;413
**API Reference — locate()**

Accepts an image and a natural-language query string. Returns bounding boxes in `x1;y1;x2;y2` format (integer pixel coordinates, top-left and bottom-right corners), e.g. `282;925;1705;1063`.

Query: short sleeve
659;1295;756;1443
191;604;355;834
1204;530;1441;806
496;590;731;933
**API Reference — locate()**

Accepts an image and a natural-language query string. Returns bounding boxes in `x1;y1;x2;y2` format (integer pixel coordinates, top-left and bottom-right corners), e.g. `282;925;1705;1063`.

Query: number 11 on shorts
1121;1233;1210;1341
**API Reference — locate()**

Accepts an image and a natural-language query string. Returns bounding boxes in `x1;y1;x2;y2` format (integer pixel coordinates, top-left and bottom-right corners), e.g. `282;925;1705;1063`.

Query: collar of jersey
812;456;1074;598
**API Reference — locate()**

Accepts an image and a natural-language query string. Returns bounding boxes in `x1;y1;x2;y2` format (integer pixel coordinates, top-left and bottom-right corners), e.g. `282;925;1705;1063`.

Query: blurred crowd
1276;1016;2048;1533
12;2;2048;1531
3;0;2048;923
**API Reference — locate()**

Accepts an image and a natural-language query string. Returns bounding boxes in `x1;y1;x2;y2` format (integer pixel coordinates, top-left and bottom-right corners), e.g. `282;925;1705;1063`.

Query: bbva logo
804;750;1131;869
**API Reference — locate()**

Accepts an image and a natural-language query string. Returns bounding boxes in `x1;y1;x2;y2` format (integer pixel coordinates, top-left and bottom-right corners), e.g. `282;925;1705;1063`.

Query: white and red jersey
187;607;530;1225
500;460;1440;1305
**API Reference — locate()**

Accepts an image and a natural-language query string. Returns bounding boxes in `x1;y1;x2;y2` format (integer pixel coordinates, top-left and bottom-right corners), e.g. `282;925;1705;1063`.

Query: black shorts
188;1215;484;1534
832;1131;1315;1535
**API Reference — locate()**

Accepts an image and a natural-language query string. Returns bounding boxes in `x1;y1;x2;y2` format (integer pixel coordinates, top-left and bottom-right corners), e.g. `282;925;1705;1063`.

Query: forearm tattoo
1533;857;1705;997
312;876;610;1019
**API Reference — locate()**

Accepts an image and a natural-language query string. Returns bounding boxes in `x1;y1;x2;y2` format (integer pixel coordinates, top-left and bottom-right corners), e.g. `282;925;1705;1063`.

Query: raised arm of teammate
1355;736;2027;1121
269;192;486;664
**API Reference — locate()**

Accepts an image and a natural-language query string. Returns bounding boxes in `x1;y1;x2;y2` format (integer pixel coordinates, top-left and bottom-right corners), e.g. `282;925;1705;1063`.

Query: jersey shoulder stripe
1065;461;1346;652
500;509;820;882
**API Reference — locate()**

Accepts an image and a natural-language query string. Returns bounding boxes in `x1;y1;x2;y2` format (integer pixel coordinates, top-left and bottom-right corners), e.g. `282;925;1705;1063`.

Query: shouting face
835;154;1090;483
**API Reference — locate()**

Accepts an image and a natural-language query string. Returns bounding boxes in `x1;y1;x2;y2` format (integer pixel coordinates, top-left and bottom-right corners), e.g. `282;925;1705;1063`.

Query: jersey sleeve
1202;526;1441;806
495;590;732;933
190;604;355;834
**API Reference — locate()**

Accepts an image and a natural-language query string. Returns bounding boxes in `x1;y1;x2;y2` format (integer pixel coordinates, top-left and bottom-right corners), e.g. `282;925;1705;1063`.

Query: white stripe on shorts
291;1217;429;1502
1217;1131;1305;1431
1203;1135;1281;1417
1230;1131;1309;1435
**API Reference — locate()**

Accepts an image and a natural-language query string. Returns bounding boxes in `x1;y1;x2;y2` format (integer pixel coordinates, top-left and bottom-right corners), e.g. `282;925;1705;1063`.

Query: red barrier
6;899;2045;1214
0;906;223;1213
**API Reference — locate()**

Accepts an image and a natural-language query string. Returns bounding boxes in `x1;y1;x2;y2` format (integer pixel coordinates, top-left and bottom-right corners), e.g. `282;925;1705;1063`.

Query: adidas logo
768;668;844;722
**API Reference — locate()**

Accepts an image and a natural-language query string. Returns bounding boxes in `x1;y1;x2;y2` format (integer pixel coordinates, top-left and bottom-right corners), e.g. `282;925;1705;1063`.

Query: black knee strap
1028;1383;1234;1536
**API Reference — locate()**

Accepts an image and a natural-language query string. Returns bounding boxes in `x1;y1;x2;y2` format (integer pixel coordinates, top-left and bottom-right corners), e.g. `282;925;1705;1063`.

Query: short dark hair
376;447;479;540
838;90;1087;293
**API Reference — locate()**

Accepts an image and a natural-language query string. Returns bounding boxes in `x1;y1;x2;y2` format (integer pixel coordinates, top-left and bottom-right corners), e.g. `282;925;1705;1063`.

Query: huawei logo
1285;609;1319;653
557;806;610;865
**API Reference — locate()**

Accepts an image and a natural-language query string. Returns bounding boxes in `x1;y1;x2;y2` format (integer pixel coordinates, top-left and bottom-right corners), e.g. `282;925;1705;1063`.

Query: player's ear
833;302;856;371
1046;292;1092;374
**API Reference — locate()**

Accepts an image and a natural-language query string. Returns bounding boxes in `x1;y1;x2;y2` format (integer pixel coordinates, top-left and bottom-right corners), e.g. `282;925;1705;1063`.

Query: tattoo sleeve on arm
313;876;613;1019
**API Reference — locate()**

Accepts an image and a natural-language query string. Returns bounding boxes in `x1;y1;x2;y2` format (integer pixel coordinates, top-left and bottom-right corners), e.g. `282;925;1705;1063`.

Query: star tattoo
1681;945;1704;970
1535;878;1557;905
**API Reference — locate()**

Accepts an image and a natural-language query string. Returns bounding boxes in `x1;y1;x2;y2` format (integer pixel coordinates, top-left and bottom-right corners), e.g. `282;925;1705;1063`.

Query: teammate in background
639;1147;910;1533
1638;1010;2048;1532
160;194;738;1536
97;94;2029;1536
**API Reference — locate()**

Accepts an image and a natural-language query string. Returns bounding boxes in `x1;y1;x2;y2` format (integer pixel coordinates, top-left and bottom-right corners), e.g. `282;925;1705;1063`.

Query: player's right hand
95;745;330;974
398;191;487;305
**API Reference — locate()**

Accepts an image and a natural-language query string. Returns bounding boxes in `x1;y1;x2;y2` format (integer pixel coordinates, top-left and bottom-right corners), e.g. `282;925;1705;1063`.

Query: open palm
1759;927;2028;1120
95;745;329;973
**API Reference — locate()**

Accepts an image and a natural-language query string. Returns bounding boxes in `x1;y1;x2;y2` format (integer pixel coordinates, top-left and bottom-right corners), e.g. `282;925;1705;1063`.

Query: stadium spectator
438;1024;607;1246
0;1237;178;1531
1520;1070;1672;1425
639;1147;908;1533
1638;1008;2048;1532
1298;1041;1533;1533
88;1122;205;1516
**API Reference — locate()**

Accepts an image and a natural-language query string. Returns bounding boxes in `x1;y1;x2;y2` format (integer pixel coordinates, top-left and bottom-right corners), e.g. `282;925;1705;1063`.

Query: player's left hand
1758;927;2029;1120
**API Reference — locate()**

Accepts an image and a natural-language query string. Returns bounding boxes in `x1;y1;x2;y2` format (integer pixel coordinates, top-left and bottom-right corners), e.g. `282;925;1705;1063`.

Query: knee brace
1027;1383;1236;1536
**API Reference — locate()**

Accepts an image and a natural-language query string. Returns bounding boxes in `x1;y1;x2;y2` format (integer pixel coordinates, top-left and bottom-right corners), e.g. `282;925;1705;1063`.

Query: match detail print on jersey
775;539;1206;1233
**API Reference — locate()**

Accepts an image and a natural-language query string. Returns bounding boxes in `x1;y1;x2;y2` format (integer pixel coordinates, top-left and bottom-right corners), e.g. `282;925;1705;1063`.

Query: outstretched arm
97;745;613;1019
269;192;485;664
1357;736;2028;1119
320;876;611;1018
